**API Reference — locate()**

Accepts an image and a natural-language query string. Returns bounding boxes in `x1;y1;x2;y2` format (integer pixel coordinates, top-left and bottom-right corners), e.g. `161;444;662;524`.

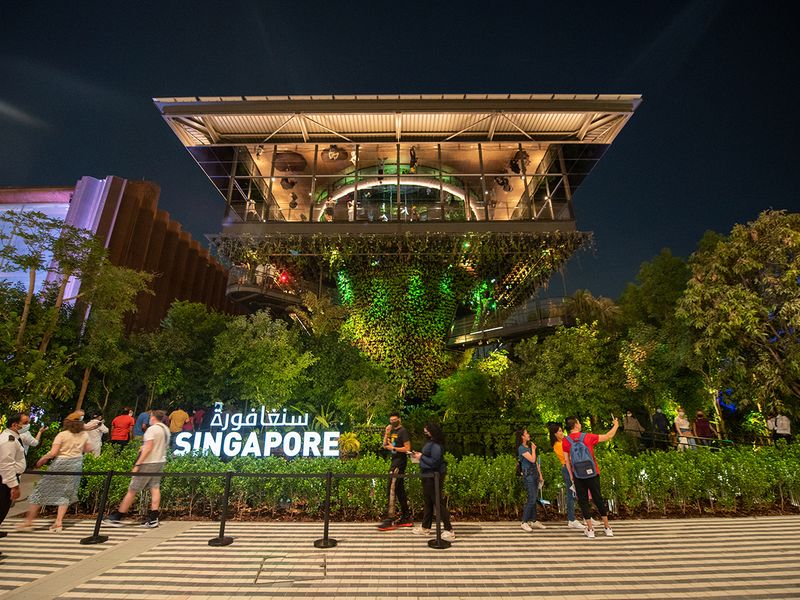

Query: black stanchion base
208;536;234;547
313;538;338;549
0;531;7;538
80;535;109;545
427;538;452;550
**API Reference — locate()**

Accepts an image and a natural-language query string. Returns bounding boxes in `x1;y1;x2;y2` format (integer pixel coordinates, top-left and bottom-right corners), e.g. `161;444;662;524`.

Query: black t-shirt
388;426;410;468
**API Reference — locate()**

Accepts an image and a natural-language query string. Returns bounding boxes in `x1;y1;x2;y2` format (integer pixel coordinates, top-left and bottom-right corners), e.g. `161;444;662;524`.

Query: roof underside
154;93;641;146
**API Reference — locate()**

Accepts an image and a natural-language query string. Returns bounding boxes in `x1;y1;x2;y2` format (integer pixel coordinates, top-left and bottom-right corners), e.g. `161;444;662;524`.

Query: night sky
1;1;796;299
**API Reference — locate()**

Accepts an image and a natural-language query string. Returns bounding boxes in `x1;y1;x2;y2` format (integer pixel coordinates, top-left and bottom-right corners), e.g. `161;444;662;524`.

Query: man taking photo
563;415;619;538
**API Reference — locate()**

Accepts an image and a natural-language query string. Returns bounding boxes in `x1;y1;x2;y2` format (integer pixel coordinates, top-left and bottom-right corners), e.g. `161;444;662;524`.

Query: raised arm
597;418;620;443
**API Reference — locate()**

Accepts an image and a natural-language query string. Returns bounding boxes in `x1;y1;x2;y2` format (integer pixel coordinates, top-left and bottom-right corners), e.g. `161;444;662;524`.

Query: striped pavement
30;515;800;599
0;518;144;595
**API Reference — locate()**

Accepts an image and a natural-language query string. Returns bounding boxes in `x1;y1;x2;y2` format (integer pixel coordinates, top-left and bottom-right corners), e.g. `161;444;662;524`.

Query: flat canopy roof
154;93;641;146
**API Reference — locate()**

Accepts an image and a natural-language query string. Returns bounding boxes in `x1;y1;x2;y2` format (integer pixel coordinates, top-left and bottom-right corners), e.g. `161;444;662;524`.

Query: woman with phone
410;422;455;541
517;428;546;532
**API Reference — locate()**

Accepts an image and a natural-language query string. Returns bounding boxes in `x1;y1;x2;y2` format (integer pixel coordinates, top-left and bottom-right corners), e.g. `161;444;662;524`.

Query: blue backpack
568;433;596;479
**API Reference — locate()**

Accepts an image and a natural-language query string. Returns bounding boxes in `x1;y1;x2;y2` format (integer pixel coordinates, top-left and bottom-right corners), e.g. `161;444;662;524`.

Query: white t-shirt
141;422;170;464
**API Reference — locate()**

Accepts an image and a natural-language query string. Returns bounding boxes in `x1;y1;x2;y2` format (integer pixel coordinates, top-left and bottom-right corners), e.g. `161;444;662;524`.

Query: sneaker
411;526;431;536
604;527;614;537
568;520;586;530
377;518;397;531
103;511;127;528
585;528;595;539
440;530;456;541
395;517;414;528
139;518;159;529
530;520;546;530
521;521;534;532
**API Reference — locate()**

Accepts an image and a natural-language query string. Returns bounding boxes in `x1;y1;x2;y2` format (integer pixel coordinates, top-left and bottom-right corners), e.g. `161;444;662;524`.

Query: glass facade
188;142;608;226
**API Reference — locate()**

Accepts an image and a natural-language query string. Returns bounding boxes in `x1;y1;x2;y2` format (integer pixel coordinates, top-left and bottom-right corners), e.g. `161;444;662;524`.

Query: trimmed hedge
75;442;800;520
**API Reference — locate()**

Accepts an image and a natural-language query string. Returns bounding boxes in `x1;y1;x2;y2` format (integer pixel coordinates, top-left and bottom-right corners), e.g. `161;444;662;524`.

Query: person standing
767;413;792;443
548;423;585;530
1;414;27;548
411;422;455;541
168;407;190;445
652;408;670;450
104;410;171;528
18;412;91;532
517;428;546;532
563;415;619;538
110;408;135;449
18;414;48;455
377;411;413;531
85;413;108;457
133;410;150;439
674;407;696;451
693;411;718;446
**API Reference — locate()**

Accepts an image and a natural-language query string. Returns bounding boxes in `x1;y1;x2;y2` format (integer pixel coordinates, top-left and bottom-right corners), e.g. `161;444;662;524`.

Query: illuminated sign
173;403;340;458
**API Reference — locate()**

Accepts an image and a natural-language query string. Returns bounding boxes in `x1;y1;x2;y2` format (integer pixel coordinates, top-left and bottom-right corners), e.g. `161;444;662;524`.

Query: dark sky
1;1;796;299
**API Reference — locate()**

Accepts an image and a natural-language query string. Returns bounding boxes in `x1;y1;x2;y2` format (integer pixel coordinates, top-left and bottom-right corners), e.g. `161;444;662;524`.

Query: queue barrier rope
21;468;451;550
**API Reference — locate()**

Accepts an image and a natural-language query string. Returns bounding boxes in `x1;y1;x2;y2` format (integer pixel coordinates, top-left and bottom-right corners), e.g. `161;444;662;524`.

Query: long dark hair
515;428;528;447
424;421;445;445
547;422;563;446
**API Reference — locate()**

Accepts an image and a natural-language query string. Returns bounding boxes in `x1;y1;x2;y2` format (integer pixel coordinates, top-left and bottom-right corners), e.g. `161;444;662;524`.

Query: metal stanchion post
314;471;338;548
428;471;450;550
81;470;113;545
208;471;234;547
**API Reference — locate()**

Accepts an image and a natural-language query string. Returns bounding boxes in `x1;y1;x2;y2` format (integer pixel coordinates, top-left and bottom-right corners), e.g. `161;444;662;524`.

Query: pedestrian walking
110;407;135;449
133;410;150;439
18;412;91;533
85;413;108;457
674;407;696;450
377;411;413;531
517;428;546;532
1;414;27;552
18;413;47;455
562;415;619;538
104;410;171;528
548;422;585;530
411;422;455;541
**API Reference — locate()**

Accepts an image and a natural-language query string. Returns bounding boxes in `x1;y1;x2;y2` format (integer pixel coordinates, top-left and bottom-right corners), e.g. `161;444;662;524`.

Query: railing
21;468;452;551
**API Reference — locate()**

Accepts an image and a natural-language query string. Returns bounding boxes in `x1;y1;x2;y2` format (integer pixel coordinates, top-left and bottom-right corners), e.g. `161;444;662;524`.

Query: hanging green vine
216;230;590;397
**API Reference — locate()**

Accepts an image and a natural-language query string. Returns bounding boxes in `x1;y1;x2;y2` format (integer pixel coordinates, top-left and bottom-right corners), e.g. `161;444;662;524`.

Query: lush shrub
68;443;800;520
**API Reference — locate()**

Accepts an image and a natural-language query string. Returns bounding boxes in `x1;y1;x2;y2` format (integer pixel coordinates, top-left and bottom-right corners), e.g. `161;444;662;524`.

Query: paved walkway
1;515;799;599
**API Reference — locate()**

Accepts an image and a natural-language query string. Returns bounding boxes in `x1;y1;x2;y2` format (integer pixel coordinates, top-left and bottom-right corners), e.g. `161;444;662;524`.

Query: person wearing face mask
18;413;48;455
410;422;455;541
548;422;585;530
674;407;696;451
1;414;28;549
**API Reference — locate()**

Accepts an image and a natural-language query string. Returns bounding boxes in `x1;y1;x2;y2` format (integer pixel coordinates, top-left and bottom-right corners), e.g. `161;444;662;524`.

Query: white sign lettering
173;402;340;458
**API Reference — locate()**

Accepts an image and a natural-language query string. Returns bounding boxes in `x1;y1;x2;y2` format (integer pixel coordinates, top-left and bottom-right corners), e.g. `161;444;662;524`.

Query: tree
563;289;621;331
134;301;231;410
619;248;691;328
513;322;625;425
291;291;349;337
678;210;800;415
0;210;62;348
74;261;153;410
212;310;317;408
334;362;398;426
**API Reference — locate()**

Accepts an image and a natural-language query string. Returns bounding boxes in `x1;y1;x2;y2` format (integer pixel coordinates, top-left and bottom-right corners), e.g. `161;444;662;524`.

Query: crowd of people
0;407;178;546
376;412;625;541
1;404;794;553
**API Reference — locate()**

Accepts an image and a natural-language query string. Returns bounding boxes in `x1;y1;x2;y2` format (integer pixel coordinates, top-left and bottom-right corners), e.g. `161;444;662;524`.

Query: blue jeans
522;473;539;522
560;465;576;522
